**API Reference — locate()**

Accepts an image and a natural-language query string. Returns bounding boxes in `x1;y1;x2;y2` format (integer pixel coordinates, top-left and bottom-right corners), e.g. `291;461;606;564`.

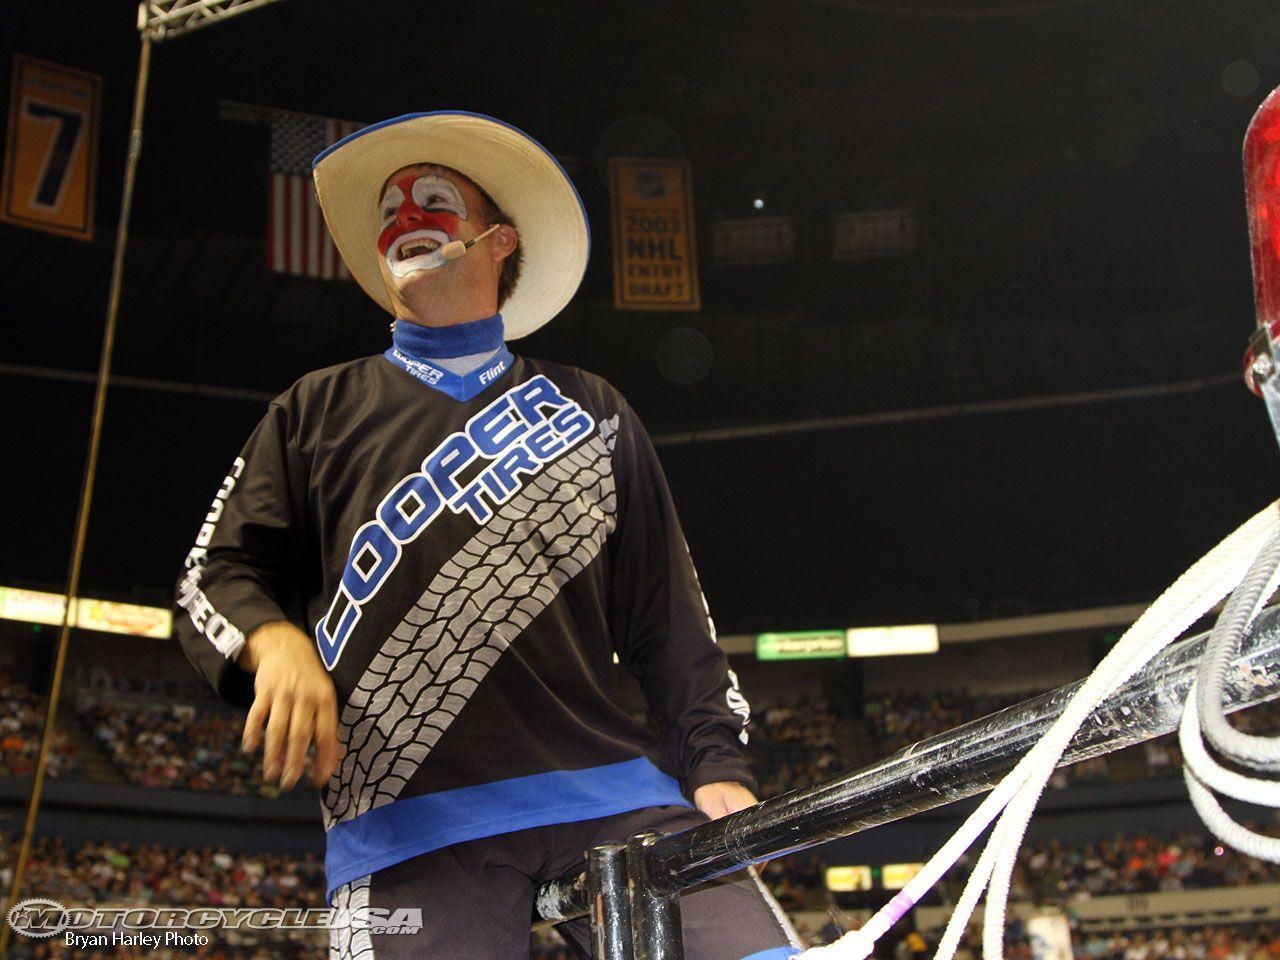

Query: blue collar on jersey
390;313;504;358
384;313;514;401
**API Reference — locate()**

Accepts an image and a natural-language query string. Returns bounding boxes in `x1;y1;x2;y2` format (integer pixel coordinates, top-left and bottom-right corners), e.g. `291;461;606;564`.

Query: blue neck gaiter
390;313;504;360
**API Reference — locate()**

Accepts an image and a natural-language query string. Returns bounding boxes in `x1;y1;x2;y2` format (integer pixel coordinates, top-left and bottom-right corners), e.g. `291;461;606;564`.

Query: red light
1239;87;1280;393
1244;86;1280;332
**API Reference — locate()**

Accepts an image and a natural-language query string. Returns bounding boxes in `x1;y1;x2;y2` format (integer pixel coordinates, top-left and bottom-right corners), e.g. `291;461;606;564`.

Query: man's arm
606;401;757;818
174;402;338;790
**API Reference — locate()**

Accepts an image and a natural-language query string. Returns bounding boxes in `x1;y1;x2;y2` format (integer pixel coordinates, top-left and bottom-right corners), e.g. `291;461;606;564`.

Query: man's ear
490;224;518;262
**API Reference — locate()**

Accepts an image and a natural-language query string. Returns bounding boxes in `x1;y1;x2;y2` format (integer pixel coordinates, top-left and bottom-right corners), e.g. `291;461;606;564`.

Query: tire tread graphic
326;418;619;827
329;875;374;960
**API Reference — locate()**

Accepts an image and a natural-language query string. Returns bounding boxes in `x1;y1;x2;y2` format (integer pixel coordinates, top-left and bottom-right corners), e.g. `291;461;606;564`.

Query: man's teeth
399;239;441;261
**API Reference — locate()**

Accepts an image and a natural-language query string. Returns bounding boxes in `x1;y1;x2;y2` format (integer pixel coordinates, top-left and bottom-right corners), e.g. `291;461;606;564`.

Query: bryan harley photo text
65;931;211;948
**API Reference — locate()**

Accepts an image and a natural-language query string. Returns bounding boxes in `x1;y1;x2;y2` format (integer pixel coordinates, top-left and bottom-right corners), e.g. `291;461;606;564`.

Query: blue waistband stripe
739;949;802;960
325;757;690;898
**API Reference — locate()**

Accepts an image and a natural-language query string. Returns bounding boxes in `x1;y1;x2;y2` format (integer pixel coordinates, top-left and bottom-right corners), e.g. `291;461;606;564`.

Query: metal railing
533;606;1280;960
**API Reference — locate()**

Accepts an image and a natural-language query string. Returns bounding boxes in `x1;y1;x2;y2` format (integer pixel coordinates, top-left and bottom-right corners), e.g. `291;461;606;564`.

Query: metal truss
138;0;286;42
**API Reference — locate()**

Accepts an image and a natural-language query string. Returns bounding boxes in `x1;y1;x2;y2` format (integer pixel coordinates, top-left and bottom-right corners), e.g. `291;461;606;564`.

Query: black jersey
175;352;752;897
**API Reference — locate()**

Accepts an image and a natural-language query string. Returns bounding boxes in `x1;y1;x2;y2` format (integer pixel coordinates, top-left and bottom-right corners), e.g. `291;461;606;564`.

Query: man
176;111;800;960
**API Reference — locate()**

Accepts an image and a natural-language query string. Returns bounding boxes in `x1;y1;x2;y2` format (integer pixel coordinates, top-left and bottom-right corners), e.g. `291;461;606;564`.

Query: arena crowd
0;675;79;779
1;676;1272;803
3;824;1278;957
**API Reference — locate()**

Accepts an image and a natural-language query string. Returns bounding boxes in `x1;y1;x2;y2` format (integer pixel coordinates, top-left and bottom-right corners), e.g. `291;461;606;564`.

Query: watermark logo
5;901;422;939
7;898;69;939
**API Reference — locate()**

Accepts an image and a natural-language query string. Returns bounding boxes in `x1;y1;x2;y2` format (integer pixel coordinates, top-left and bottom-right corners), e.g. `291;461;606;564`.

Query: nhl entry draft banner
609;157;701;311
1;54;102;241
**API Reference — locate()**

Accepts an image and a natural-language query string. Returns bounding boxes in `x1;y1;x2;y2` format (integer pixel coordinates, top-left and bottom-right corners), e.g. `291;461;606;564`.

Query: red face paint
377;174;464;258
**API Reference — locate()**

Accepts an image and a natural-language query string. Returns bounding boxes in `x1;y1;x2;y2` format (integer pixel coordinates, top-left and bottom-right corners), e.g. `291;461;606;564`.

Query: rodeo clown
175;112;802;960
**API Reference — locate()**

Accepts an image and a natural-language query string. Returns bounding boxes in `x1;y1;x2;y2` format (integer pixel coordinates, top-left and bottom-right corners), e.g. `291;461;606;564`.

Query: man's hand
238;622;340;790
692;781;757;820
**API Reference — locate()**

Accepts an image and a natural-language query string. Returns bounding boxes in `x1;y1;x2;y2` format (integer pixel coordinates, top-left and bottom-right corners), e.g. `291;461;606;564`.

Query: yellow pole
0;29;153;958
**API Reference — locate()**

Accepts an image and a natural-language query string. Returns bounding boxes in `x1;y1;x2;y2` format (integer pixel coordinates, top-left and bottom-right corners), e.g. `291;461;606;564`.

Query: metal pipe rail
535;605;1280;925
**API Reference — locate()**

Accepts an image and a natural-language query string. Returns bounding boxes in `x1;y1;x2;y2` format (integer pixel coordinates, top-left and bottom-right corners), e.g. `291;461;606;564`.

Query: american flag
267;111;364;279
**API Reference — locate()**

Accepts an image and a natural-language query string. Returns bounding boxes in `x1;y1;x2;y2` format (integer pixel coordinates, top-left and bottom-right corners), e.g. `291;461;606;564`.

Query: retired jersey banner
609;158;700;311
1;54;102;241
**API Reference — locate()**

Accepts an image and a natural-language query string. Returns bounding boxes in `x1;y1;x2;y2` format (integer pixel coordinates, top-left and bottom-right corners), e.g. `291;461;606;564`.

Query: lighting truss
139;0;286;42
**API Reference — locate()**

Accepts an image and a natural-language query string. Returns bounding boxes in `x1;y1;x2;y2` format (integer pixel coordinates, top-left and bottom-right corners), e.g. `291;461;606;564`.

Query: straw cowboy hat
312;111;589;340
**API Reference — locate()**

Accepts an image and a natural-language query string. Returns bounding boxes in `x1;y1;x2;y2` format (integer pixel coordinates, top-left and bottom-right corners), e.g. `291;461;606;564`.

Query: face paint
377;172;470;277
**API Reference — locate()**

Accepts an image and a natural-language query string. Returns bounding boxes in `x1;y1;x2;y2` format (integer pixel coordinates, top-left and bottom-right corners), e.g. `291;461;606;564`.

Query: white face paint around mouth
386;228;451;277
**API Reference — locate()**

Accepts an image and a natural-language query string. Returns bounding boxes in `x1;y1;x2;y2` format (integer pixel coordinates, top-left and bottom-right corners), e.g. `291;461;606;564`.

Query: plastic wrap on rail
642;605;1280;897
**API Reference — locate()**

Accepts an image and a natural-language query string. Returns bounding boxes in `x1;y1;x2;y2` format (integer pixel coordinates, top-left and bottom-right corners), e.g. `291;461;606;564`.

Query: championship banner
713;215;795;265
609;158;700;311
831;208;917;260
1;54;102;241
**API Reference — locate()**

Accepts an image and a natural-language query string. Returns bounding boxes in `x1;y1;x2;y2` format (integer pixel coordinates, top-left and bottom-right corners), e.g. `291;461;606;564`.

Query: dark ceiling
3;0;1279;633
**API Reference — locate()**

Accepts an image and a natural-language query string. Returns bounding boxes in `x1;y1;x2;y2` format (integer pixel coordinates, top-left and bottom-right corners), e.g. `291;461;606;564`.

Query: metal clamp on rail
1243;322;1280;449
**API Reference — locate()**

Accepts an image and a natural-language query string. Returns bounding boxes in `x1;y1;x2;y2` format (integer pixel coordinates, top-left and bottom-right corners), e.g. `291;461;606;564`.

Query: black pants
329;805;801;960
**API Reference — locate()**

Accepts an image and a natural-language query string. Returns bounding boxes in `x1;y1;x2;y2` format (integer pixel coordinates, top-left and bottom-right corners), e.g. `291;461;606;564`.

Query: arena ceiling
2;0;1279;634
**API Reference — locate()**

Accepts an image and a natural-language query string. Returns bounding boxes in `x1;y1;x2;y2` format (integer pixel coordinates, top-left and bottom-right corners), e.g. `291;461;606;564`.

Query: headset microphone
439;223;502;262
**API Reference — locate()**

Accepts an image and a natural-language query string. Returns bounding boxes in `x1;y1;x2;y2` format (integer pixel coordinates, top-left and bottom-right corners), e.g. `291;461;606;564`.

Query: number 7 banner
1;54;102;241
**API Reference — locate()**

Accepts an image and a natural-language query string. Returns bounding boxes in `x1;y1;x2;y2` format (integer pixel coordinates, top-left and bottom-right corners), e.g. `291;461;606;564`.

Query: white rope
1175;547;1280;863
1178;681;1280;807
799;499;1280;960
1182;765;1280;863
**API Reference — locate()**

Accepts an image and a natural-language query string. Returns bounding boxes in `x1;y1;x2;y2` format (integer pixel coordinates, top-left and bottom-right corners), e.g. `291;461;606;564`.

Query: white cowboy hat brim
311;111;589;340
